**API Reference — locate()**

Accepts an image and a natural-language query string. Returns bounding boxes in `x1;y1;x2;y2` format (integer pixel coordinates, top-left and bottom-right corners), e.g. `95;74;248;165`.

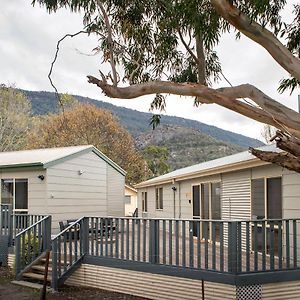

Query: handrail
16;215;50;237
51;216;88;290
51;217;85;240
15;215;51;279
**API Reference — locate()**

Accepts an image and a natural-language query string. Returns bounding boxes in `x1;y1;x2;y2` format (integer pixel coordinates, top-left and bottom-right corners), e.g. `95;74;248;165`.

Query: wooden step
23;272;51;282
11;280;52;291
32;265;52;273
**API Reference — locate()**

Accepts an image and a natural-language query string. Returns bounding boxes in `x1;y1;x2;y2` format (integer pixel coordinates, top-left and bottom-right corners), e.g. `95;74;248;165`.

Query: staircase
13;255;52;289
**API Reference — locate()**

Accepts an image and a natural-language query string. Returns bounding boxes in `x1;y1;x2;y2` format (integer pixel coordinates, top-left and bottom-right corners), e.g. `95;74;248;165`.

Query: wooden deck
55;220;282;274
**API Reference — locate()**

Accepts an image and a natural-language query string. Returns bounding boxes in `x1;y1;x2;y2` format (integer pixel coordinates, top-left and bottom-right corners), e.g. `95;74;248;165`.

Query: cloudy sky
1;1;299;141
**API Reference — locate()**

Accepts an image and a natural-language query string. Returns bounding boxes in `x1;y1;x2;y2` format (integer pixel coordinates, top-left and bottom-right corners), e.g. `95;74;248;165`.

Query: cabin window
155;187;163;210
251;177;282;219
142;192;148;212
1;178;28;211
125;195;131;204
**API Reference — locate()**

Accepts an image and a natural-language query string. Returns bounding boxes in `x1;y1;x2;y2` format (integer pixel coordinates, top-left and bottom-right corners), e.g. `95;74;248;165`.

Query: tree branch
250;147;300;173
210;0;300;81
97;1;118;86
86;77;300;134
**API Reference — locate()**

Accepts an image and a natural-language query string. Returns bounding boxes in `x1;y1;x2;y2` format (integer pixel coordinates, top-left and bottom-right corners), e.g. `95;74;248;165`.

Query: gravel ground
0;267;147;300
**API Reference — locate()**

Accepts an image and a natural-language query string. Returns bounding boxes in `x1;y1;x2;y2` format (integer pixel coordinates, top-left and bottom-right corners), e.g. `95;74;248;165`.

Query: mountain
136;124;244;170
23;89;264;149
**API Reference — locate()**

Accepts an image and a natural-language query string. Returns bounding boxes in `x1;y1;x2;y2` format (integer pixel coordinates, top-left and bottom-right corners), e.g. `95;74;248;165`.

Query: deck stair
20;254;52;286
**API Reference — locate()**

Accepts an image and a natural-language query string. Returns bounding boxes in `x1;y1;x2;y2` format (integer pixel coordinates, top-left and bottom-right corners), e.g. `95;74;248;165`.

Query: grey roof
0;145;126;175
137;144;278;187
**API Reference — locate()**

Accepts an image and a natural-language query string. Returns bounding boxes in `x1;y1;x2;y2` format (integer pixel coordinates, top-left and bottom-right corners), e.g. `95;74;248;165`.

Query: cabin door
192;182;221;241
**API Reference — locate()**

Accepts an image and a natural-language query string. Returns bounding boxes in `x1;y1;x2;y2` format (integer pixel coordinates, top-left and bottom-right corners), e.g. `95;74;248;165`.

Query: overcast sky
1;1;299;141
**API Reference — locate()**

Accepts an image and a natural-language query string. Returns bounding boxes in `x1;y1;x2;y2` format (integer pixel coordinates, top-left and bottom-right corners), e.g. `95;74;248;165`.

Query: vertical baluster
100;218;104;256
261;221;265;271
175;220;179;266
91;217;94;256
63;234;67;271
245;221;250;272
181;221;186;267
143;219;146;262
169;220;172;265
293;220;297;268
69;228;72;265
57;235;61;277
132;218;135;260
126;219;130;260
74;223;78;262
254;222;258;271
278;220;283;270
270;221;275;270
137;219;140;261
286;220;290;269
197;221;201;269
212;222;216;270
189;221;194;268
95;218;99;256
110;218;114;258
220;222;224;272
22;233;25;269
156;220;160;264
33;225;37;261
204;221;209;270
115;218;119;259
105;218;109;257
163;220;166;265
38;222;42;255
121;219;125;259
27;228;31;264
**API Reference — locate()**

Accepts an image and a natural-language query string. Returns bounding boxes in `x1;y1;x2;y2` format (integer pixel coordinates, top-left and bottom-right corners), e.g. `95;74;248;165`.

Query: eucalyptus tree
0;85;31;151
32;0;300;172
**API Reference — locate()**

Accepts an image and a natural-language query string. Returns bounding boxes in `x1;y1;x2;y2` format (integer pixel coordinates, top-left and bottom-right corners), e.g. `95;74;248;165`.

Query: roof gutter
135;158;269;188
0;162;44;170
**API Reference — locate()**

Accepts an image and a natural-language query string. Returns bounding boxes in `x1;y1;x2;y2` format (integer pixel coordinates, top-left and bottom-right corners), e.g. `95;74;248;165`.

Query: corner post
228;221;238;274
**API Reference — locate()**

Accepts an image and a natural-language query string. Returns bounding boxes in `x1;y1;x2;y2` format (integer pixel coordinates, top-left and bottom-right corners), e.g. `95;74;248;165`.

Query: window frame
155;187;163;210
142;191;148;213
0;178;29;212
251;176;282;220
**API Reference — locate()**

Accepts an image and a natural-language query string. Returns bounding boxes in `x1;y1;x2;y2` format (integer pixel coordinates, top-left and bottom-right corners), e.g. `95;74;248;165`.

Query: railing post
15;236;21;277
81;217;89;255
52;239;58;291
8;205;13;246
228;221;239;274
149;219;159;264
43;216;52;251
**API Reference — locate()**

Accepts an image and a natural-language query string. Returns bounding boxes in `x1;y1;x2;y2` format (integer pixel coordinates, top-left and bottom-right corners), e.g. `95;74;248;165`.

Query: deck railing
51;216;300;289
1;204;46;245
51;217;88;290
15;215;51;278
83;217;300;273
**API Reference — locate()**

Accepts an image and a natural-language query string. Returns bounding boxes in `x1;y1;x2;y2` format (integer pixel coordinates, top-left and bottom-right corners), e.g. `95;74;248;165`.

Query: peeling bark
250;148;300;173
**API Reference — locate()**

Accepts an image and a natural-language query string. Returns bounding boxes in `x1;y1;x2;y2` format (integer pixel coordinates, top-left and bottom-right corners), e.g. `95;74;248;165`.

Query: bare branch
86;77;300;134
211;0;300;81
49;30;88;108
177;29;199;65
97;1;118;86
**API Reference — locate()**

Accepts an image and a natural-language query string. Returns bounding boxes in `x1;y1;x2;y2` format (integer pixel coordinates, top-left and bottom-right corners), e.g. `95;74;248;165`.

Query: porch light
38;175;45;181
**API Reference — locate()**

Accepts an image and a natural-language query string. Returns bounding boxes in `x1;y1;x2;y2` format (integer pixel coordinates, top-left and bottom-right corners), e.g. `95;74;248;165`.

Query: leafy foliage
0;85;32;151
143;145;170;177
26;103;149;184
